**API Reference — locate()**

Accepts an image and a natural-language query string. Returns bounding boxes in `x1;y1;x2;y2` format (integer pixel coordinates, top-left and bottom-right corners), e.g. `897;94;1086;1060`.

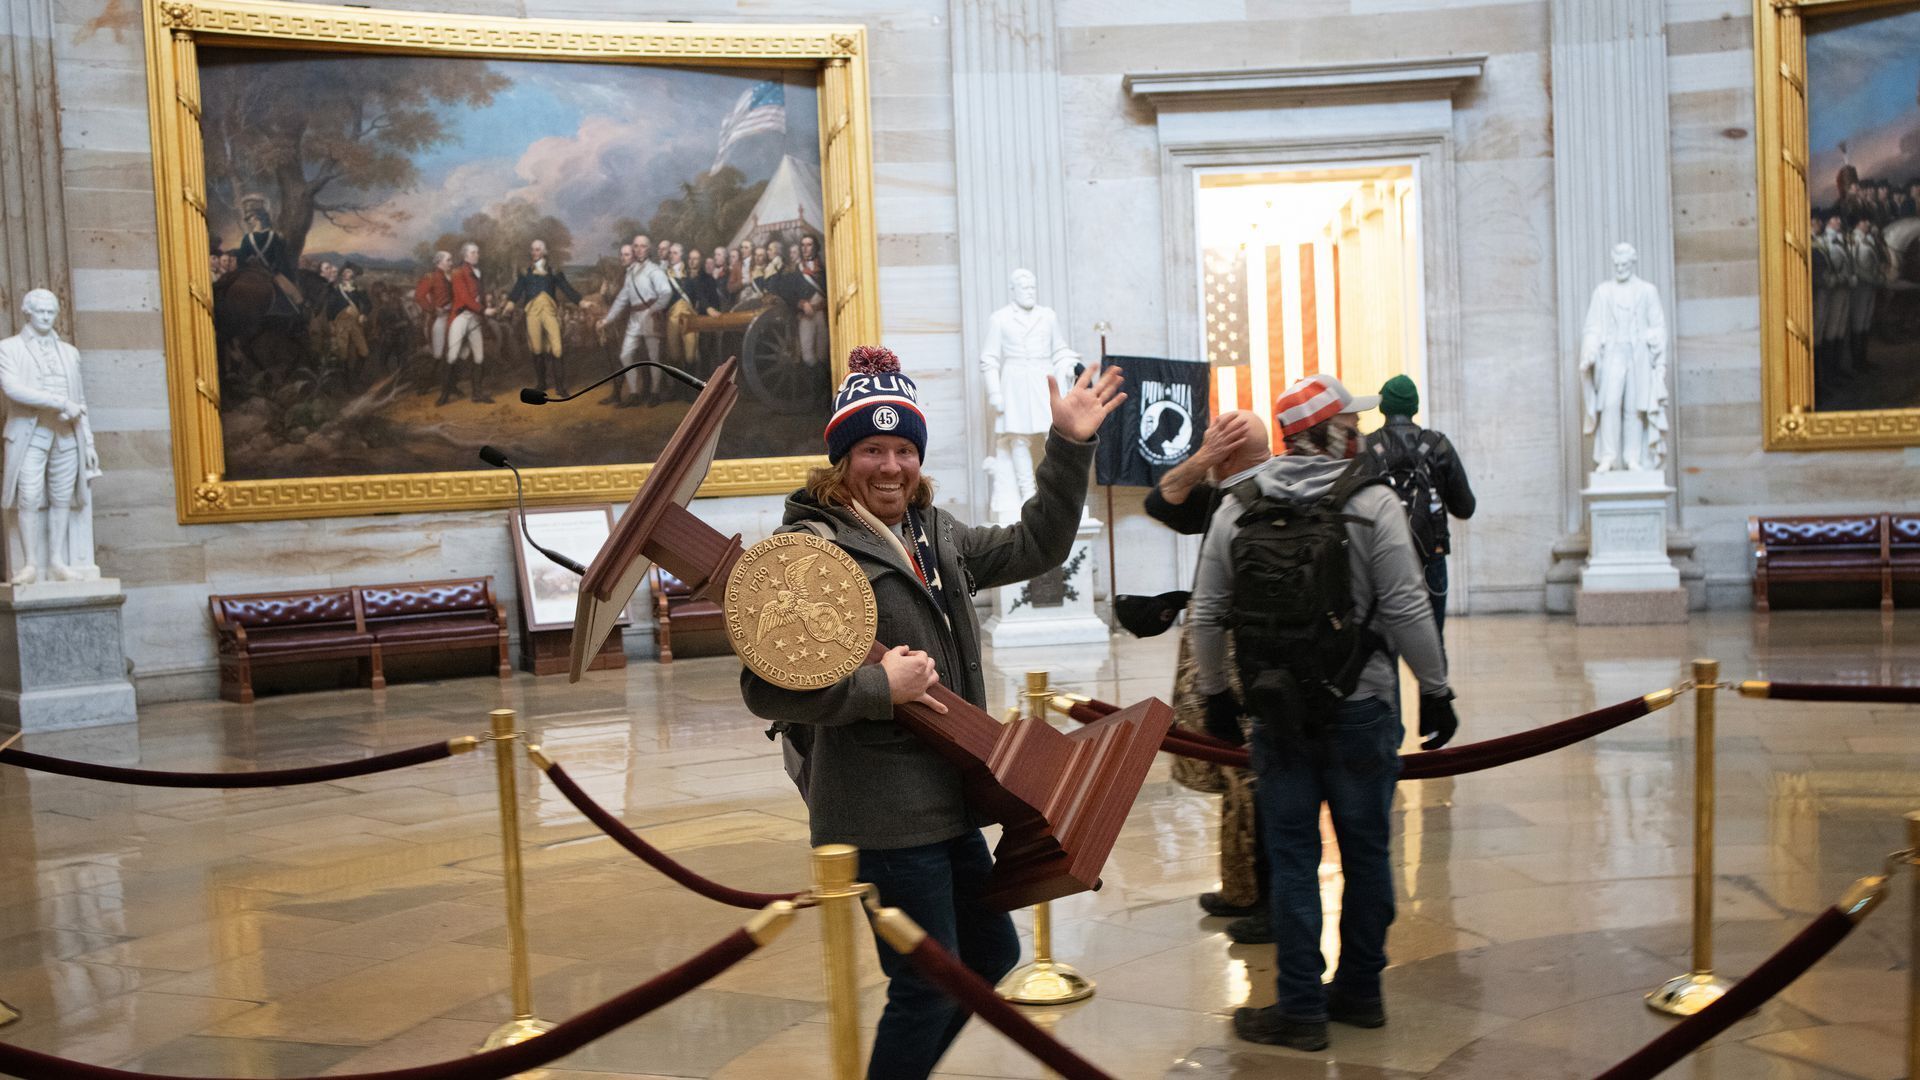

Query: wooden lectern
571;358;1174;909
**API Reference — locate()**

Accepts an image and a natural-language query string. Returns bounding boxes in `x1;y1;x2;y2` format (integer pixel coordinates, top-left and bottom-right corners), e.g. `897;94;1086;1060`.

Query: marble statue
981;269;1081;521
0;289;100;584
1579;243;1669;474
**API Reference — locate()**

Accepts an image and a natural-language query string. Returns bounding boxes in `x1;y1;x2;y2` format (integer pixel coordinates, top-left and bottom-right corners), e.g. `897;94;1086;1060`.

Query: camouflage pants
1170;626;1260;907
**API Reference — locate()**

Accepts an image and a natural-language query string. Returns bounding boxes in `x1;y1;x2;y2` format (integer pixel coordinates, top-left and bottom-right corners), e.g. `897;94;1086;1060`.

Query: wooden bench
648;566;729;663
1750;514;1892;613
1893;514;1920;606
211;577;511;703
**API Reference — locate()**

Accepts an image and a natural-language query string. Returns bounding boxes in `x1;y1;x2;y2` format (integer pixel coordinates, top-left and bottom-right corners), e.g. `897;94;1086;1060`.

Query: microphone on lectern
519;361;706;405
479;445;586;575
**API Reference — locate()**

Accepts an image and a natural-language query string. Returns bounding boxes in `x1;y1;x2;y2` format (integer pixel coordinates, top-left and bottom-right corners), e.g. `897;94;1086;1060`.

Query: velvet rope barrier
869;911;1117;1080
1066;692;1671;777
538;759;801;909
0;738;473;789
0;922;769;1080
1400;694;1653;780
1591;903;1865;1080
1739;680;1920;704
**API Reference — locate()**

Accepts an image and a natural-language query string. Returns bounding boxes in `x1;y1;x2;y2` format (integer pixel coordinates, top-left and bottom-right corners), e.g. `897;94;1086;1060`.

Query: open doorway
1194;163;1426;437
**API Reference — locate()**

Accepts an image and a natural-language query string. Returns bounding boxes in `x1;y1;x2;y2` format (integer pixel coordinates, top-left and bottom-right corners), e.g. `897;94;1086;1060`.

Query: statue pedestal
0;580;137;733
1575;471;1687;625
984;515;1111;649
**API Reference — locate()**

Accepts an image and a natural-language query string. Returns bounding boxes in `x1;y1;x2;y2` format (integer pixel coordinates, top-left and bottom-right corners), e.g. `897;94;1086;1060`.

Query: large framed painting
1757;0;1920;449
142;0;879;522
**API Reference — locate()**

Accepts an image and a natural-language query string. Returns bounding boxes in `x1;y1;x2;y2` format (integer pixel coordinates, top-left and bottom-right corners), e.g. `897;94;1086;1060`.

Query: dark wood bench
358;578;512;680
210;577;511;703
1750;514;1891;613
648;566;729;663
1893;514;1920;606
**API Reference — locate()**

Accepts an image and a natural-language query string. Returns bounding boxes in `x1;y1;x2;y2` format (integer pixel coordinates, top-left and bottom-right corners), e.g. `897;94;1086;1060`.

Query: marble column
1545;0;1700;611
950;0;1073;520
0;0;73;338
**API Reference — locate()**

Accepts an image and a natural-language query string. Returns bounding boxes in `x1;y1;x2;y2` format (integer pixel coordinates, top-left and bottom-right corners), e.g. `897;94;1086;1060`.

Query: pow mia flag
1094;355;1212;487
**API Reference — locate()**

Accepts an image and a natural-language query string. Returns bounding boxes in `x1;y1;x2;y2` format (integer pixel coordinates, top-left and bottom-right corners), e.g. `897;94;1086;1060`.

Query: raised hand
1047;363;1127;442
1193;410;1252;469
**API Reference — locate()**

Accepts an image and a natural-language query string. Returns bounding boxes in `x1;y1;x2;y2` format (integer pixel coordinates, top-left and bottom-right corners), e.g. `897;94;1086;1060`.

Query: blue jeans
1252;696;1401;1020
859;831;1020;1080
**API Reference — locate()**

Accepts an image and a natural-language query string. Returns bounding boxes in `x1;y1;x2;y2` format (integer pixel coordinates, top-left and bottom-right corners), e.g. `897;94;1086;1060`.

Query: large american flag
713;81;786;171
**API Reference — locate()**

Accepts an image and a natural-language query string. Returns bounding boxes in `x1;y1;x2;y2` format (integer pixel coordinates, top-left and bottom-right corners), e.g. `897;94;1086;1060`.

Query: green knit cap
1379;374;1419;417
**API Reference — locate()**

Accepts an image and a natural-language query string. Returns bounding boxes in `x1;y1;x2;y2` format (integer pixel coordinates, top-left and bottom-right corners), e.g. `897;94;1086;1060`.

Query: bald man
1144;409;1275;942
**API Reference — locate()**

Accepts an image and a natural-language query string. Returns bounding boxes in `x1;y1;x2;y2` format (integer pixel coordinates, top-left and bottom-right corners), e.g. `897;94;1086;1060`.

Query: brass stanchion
995;672;1095;1006
1647;659;1733;1016
813;844;865;1080
477;708;554;1052
1907;810;1919;1080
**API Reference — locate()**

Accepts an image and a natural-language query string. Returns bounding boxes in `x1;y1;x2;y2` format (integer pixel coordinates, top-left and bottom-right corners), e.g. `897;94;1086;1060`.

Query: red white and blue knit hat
825;346;927;463
1273;373;1380;440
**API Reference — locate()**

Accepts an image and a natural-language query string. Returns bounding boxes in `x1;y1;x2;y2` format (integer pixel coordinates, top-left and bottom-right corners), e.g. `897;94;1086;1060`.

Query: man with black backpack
1189;373;1460;1052
1360;375;1475;634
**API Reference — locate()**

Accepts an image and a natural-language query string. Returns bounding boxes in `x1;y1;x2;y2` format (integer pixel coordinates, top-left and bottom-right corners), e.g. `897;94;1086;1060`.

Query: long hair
1282;416;1360;461
805;458;935;512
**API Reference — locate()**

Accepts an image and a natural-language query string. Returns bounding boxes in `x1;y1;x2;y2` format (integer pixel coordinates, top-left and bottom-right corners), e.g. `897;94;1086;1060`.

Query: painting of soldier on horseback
198;47;834;482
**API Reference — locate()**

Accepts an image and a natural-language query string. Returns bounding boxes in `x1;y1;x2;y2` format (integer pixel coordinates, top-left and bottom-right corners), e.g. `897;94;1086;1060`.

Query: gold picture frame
142;0;879;523
1755;0;1920;449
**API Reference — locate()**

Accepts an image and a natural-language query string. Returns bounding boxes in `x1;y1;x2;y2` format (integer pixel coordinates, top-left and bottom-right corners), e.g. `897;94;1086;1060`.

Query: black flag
1095;355;1212;486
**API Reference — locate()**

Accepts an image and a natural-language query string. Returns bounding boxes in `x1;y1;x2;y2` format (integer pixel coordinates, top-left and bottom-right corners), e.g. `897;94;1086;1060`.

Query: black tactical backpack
1225;459;1384;746
1369;430;1444;565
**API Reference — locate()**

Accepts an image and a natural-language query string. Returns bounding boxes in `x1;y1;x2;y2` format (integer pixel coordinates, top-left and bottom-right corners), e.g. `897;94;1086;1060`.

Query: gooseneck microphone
480;445;586;575
519;361;706;405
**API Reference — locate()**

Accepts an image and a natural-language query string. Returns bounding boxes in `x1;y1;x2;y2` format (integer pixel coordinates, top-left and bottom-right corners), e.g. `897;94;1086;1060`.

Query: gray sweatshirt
1189;453;1449;702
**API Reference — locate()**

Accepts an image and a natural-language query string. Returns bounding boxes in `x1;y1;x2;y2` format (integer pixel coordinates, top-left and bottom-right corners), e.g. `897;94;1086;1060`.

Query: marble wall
49;0;961;700
37;0;1920;700
1055;0;1561;611
1661;0;1920;604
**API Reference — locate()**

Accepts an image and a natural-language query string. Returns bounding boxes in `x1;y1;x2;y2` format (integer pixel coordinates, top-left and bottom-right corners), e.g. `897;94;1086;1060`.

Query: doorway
1193;163;1427;438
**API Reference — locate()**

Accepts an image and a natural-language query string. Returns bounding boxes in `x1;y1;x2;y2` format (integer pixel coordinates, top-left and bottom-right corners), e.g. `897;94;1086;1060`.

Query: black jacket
1144;481;1221;536
1359;416;1476;555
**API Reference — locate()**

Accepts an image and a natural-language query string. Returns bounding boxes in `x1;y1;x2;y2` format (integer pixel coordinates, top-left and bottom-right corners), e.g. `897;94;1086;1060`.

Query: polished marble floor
1;611;1917;1079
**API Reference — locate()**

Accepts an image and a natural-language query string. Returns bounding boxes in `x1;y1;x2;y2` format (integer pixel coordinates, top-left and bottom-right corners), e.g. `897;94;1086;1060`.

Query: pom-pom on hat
825;345;928;463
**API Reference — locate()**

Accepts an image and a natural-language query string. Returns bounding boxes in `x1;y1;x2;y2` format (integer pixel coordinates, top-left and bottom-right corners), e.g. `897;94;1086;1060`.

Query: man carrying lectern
740;344;1125;1080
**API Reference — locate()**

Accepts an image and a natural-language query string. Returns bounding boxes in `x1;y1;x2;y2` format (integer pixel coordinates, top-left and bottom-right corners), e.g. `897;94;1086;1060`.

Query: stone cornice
1124;55;1487;109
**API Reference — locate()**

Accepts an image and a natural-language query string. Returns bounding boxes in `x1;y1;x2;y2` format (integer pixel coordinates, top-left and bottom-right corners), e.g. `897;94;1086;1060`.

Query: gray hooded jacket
739;430;1095;850
1190;453;1448;703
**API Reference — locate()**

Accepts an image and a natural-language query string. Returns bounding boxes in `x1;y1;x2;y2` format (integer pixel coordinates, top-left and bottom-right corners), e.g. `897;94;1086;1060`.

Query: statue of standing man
1;290;101;584
981;269;1082;521
1580;243;1669;474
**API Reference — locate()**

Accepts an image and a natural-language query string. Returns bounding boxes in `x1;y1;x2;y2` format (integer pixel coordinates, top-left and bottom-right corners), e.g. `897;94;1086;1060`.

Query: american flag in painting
713;80;786;170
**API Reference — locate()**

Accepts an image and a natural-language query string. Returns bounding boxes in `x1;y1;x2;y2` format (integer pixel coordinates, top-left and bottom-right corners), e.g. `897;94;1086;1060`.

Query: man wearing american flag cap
1189;372;1461;1053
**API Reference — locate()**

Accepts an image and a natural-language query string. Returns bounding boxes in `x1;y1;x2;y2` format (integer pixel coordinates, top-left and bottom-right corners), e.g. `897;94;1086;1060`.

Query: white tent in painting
729;155;825;247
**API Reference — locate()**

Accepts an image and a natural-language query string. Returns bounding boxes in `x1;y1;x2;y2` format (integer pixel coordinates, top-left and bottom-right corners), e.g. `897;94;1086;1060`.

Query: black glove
1418;692;1458;751
1203;692;1247;746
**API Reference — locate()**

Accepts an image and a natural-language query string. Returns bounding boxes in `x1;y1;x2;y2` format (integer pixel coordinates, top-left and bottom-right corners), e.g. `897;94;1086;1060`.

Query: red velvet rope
1400;696;1651;780
1755;682;1920;704
1591;907;1856;1080
900;934;1117;1080
0;927;759;1080
0;741;454;789
542;762;801;909
1067;694;1658;777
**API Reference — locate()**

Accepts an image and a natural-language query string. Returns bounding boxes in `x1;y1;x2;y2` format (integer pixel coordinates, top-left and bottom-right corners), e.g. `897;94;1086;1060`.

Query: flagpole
1100;330;1118;633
